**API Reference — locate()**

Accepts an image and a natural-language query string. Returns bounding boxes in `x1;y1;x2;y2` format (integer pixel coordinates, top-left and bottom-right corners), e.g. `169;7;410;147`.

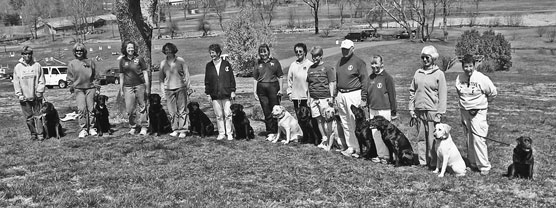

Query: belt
338;88;360;93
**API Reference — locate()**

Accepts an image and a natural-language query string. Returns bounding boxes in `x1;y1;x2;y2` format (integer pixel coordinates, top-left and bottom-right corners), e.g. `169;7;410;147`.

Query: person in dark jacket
205;44;236;140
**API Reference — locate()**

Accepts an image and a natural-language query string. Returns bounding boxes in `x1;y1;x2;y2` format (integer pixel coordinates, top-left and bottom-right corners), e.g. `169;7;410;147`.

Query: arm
437;71;447;114
183;62;191;90
91;60;100;91
229;62;236;99
159;60;166;97
386;75;397;116
359;61;369;102
204;62;211;95
36;63;45;97
286;64;293;97
12;65;23;100
482;75;498;101
276;61;284;96
253;79;259;101
408;73;416;117
119;59;125;91
141;58;151;95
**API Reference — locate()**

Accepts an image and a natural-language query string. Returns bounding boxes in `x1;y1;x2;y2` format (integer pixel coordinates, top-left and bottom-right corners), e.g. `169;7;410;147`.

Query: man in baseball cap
336;39;368;158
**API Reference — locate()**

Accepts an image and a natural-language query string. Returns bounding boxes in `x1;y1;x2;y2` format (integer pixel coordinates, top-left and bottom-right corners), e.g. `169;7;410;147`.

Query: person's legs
425;120;437;169
135;84;148;135
124;86;137;132
370;109;391;162
75;89;89;137
338;91;361;156
471;109;491;172
85;88;97;135
165;88;179;132
212;99;226;139
223;99;233;140
20;100;37;138
266;82;280;134
176;87;188;134
461;109;477;169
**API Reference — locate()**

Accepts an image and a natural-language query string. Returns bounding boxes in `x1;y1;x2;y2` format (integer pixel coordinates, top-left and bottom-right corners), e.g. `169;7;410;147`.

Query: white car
42;66;68;89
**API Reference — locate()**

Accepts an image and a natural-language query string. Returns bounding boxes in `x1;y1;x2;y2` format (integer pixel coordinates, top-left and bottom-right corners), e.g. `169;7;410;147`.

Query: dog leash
471;131;512;146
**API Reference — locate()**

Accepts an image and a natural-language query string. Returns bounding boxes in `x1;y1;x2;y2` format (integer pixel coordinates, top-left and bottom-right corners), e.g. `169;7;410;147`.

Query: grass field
1;33;556;206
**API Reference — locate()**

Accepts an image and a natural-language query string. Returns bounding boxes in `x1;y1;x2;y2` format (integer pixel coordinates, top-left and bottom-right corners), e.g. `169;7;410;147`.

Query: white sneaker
169;131;179;137
89;128;98;136
217;134;225;140
178;132;187;138
266;134;276;141
78;130;88;138
227;134;234;140
128;128;136;135
139;127;148;136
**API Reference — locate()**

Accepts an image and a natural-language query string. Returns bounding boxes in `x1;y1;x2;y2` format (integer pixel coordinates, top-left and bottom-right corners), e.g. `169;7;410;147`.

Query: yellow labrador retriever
433;123;467;177
271;105;303;144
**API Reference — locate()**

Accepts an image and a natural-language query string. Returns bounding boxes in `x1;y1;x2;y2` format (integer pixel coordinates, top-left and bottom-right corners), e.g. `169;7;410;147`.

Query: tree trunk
314;11;319;34
442;1;448;41
115;0;157;68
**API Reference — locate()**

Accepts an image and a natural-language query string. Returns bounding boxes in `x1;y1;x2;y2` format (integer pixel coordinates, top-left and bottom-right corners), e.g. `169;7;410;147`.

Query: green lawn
1;38;555;206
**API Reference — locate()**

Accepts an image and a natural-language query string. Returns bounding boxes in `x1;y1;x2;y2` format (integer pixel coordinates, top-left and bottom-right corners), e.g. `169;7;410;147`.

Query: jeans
165;87;188;132
75;88;96;130
20;99;43;136
212;99;232;136
257;82;280;134
124;84;148;128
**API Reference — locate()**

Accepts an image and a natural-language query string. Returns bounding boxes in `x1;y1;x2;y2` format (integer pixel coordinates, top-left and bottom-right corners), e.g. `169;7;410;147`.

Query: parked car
361;29;378;39
396;30;417;39
99;68;120;85
344;32;363;42
42;66;68;89
0;67;12;80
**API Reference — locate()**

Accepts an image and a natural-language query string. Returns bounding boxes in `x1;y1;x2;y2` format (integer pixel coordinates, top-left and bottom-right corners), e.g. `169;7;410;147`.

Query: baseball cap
341;39;354;49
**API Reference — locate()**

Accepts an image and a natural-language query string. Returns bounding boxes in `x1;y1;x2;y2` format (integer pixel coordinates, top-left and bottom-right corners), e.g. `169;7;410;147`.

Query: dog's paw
437;174;444;178
282;140;289;144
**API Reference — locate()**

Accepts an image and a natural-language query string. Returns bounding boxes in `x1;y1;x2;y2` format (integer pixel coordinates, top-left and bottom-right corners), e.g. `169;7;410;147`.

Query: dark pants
292;99;322;144
257;82;280;134
20;99;43;137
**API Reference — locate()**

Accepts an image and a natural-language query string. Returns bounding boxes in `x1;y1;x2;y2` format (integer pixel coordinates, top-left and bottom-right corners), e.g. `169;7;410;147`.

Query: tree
20;0;48;39
114;0;158;69
455;29;512;72
303;0;321;34
375;0;440;42
440;0;457;41
249;0;279;27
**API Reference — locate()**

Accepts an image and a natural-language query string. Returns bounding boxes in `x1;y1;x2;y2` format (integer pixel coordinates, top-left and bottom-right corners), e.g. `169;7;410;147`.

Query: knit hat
421;45;438;59
22;46;33;54
341;39;354;49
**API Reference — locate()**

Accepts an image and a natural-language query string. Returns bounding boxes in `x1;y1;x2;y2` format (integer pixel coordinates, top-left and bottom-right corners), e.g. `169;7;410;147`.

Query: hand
277;91;283;97
287;93;292;101
18;95;25;101
69;87;75;94
254;93;259;101
391;111;398;120
231;92;236;100
207;94;212;102
360;99;367;108
409;110;417;118
435;113;442;122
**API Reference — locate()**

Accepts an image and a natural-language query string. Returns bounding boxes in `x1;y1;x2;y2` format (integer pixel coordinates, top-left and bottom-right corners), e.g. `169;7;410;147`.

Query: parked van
42;66;68;89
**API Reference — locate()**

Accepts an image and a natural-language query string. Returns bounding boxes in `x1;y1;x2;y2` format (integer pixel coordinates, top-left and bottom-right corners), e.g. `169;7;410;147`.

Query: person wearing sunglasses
409;45;447;170
286;43;314;143
119;40;151;136
253;44;283;141
67;43;100;138
204;43;235;140
12;46;46;141
159;42;190;138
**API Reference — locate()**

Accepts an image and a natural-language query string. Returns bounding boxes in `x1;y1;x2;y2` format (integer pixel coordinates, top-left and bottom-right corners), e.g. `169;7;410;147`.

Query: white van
42;66;68;89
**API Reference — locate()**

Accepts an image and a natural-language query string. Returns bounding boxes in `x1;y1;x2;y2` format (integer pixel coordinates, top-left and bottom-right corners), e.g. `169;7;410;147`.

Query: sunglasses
295;50;304;54
21;52;32;55
421;56;431;61
75;50;85;53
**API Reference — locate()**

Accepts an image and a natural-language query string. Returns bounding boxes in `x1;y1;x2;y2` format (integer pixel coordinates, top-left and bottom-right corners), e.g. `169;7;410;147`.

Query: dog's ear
239;104;244;111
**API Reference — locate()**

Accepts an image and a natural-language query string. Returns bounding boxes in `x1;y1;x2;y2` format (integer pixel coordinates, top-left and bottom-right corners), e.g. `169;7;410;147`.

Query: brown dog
505;136;534;179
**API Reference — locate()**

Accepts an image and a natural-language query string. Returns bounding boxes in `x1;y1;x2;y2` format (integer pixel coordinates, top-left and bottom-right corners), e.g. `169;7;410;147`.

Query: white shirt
455;71;497;110
287;58;313;99
213;59;222;76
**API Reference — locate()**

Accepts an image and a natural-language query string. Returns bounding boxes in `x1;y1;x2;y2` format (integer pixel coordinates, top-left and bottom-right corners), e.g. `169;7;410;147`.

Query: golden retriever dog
321;106;343;151
271;105;303;144
433;123;467;177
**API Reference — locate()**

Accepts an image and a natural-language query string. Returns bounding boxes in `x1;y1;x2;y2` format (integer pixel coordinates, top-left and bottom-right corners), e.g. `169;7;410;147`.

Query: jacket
205;59;236;100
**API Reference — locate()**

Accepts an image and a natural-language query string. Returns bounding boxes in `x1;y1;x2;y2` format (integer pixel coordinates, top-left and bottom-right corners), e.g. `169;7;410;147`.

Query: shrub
437;56;457;72
198;18;211;37
476;59;497;73
536;27;547;37
456;29;512;71
223;9;276;77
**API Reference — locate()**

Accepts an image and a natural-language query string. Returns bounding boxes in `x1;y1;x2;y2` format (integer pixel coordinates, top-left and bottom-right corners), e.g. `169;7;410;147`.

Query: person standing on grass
253;44;283;141
366;55;397;163
67;43;101;138
456;54;497;176
159;42;190;138
119;40;151;136
205;43;236;141
409;45;447;170
286;43;313;143
306;46;336;149
336;39;368;158
12;46;45;141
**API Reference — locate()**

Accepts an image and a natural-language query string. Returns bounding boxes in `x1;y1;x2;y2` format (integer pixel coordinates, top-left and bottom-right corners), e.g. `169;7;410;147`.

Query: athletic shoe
227;135;234;140
266;134;276;141
78;130;88;138
128;128;136;135
371;157;381;163
139;127;148;136
169;131;179;137
178;132;187;138
89;128;98;136
480;170;490;176
380;158;389;164
216;134;225;140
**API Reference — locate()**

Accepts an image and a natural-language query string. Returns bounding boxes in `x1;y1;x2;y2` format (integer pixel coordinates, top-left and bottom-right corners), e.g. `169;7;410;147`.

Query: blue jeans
124;84;148;128
20;99;43;136
75;88;96;130
165;87;188;132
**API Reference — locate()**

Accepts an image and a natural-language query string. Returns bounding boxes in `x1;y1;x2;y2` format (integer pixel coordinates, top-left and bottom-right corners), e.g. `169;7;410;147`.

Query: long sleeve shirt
205;59;236;100
13;58;45;100
336;54;368;100
159;57;190;90
455;71;497;110
67;58;99;89
409;65;447;114
287;59;312;100
367;70;397;112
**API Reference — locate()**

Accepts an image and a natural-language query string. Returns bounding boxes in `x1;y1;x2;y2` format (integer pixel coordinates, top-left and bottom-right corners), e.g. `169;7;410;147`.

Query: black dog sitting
93;94;113;136
187;102;214;137
40;101;64;139
505;136;534;179
230;103;255;140
350;105;377;159
296;105;320;145
369;115;419;166
148;94;172;136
